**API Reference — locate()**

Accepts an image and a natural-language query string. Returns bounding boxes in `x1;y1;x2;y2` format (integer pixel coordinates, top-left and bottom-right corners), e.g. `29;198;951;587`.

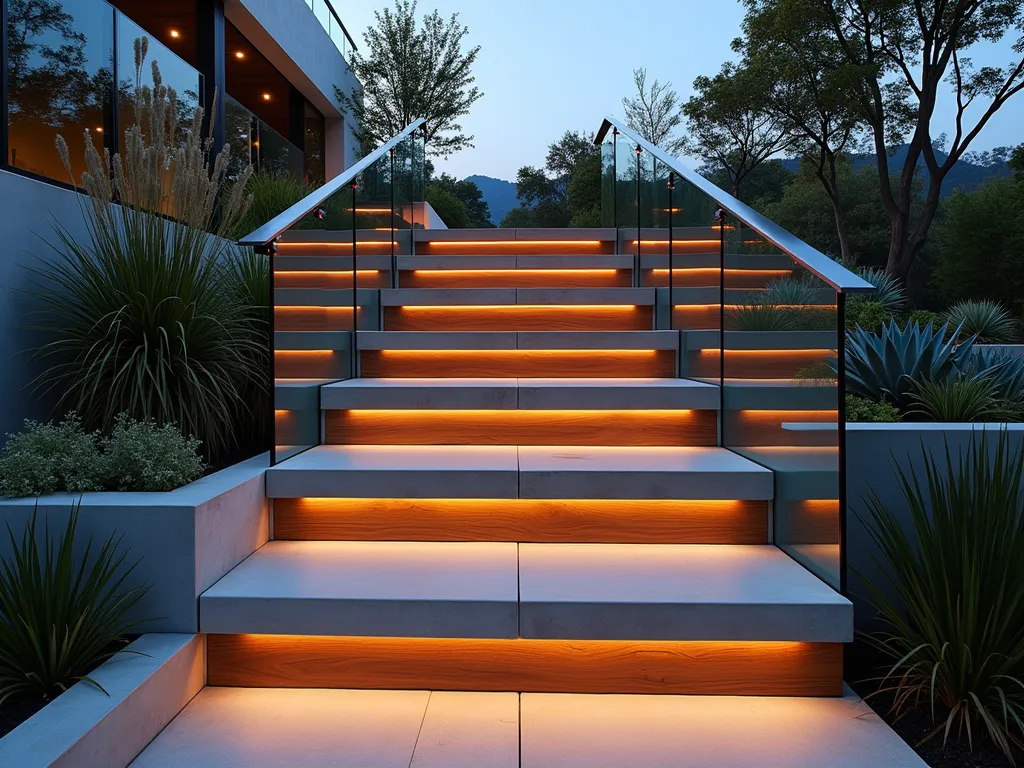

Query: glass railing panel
614;131;640;248
6;0;114;183
256;118;304;180
600;127;616;228
721;220;842;589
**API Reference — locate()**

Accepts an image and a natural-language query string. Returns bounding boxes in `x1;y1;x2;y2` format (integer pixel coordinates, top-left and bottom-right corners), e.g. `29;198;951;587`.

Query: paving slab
411;692;519;768
519;544;852;641
201;541;519;638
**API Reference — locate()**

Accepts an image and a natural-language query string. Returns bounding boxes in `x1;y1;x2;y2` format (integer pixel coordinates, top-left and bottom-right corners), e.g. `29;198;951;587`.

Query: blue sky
338;0;1024;181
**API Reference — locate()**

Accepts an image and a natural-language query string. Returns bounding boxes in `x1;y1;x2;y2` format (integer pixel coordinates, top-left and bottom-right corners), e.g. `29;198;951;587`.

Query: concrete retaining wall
0;455;269;633
845;423;1024;630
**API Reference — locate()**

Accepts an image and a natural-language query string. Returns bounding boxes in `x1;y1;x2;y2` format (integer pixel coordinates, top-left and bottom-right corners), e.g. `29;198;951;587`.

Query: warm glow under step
359;349;675;377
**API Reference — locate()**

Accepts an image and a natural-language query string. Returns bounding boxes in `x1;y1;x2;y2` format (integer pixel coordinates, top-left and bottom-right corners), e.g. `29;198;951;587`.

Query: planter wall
844;423;1024;630
0;455;269;633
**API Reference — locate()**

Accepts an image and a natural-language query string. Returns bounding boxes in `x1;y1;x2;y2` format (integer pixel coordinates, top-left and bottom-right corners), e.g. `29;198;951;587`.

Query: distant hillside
466;175;518;225
779;145;1011;195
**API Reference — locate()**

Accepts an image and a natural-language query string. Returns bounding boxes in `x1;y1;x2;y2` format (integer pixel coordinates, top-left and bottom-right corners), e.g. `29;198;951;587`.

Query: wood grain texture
401;270;630;289
275;307;355;332
384;306;654;331
358;350;676;378
417;243;615;256
726;409;838;448
274;271;388;289
274;350;346;379
671;306;721;331
272;498;770;544
781;499;841;545
643;269;791;289
207;635;843;696
324;409;717;446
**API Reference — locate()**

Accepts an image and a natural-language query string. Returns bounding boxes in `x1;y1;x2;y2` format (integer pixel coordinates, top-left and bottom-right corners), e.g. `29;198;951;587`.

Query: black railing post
390;147;397;289
667;172;676;371
257;240;279;466
611;128;618;248
634;144;642;287
716;207;727;415
837;291;848;596
351;182;359;377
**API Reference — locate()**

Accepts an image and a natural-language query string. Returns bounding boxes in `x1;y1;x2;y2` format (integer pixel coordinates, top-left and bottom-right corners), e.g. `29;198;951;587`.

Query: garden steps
130;687;925;768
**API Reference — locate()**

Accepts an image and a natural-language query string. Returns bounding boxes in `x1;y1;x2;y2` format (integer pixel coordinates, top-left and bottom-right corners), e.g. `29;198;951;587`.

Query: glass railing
597;118;873;593
239;120;426;464
225;95;304;181
304;0;356;63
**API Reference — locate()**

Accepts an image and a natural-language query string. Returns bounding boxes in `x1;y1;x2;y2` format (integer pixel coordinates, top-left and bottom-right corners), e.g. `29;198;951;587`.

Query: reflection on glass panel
304;105;325;185
257;119;304;180
614;131;639;242
224;94;255;180
721;222;842;589
600;129;616;228
224;94;304;182
6;0;113;183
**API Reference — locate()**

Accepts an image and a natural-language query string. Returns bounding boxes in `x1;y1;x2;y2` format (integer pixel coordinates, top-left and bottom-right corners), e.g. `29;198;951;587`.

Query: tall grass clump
28;40;262;460
860;432;1024;761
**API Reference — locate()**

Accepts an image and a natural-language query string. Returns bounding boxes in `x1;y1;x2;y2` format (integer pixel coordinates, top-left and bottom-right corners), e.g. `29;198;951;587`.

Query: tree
425;183;470;228
702;158;794;205
622;68;686;155
742;0;1024;281
335;0;482;157
682;62;795;201
502;131;600;228
428;173;494;227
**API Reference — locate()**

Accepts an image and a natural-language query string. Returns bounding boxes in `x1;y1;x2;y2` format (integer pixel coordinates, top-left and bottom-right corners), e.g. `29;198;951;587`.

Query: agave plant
859;432;1024;761
945;299;1019;343
853;266;908;312
28;51;261;459
842;320;975;411
961;347;1024;403
0;507;150;702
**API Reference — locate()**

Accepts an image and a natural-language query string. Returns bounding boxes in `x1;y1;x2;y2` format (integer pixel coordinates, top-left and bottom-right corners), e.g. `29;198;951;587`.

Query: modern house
0;0;362;438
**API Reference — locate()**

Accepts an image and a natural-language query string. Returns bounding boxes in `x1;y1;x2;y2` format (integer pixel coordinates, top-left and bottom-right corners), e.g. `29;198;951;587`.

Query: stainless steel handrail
596;116;874;293
324;0;358;52
238;118;426;248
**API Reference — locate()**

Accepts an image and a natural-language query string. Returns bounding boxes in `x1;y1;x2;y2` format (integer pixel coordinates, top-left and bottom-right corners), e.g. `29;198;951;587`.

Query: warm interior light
169;29;180;38
262;93;272;101
353;208;393;214
206;635;842;696
397;304;640;311
235;51;246;59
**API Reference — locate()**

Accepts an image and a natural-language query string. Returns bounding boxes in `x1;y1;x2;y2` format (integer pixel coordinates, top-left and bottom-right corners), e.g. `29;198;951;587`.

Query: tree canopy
622;68;686;155
336;0;482;158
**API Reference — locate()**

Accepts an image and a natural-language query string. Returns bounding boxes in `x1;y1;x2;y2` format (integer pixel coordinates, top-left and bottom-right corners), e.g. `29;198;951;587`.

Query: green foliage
426;173;493;227
622;68;685;155
503;130;599;228
101;414;204;492
906;309;948;331
762;275;824;306
727;301;795;331
335;0;481;158
842;320;972;410
845;394;901;423
850;266;907;312
935;176;1024;316
908;376;1004;422
231;169;315;241
945;299;1019;344
425;183;470;228
860;432;1024;760
0;507;149;703
845;297;893;333
0;415;103;498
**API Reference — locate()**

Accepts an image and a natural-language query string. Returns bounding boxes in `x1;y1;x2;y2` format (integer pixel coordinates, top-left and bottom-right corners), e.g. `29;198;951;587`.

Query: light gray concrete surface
381;288;517;306
0;456;269;633
131;689;521;768
846;423;1024;630
516;331;678;349
130;686;922;767
356;331;519;350
200;541;519;637
517;378;720;410
265;445;520;498
0;170;87;445
517;446;774;500
0;634;204;768
519;544;852;642
517;288;656;305
520;687;926;767
321;378;519;409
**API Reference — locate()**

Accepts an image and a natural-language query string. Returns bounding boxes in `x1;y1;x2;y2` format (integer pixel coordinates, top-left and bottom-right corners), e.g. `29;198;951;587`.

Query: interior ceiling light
235;51;245;59
262;93;272;101
169;29;181;38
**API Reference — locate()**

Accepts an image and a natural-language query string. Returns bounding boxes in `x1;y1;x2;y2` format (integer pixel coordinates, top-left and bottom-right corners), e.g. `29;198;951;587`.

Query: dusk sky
338;0;1024;182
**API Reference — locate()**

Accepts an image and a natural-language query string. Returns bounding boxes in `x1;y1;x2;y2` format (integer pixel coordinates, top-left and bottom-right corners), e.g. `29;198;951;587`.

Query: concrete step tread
131;686;924;768
398;254;635;269
381;287;657;306
320;377;719;411
199;542;849;641
265;445;773;500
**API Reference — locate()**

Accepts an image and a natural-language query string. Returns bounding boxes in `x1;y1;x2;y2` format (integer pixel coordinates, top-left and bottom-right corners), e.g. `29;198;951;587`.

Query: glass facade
3;0;327;190
303;0;355;62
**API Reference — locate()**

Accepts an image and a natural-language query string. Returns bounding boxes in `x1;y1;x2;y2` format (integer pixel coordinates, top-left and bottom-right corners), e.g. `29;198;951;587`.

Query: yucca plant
945;299;1019;344
859;432;1024;761
0;507;150;703
841;320;974;411
908;375;1003;422
28;46;261;459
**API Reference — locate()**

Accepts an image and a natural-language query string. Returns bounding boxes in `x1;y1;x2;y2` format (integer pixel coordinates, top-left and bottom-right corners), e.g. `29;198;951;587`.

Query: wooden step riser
384;306;654;331
417;243;617;256
359;350;676;378
723;410;839;448
275;308;357;332
686;350;832;380
400;270;632;289
323;410;717;446
643;269;793;289
207;635;842;697
272;498;769;544
275;271;390;289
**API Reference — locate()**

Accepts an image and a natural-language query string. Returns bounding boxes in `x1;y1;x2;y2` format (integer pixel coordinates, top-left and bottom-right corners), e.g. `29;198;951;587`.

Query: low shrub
905;309;948;334
727;301;795;331
102;415;204;492
860;432;1024;761
845;296;892;333
845;395;901;423
0;415;103;497
945;299;1019;343
762;275;824;306
0;507;150;703
908;375;1003;422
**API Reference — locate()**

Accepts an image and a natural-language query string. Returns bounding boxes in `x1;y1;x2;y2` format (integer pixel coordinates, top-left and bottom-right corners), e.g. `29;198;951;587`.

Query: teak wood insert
272;498;770;544
207;635;843;697
324;409;717;446
385;305;653;331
